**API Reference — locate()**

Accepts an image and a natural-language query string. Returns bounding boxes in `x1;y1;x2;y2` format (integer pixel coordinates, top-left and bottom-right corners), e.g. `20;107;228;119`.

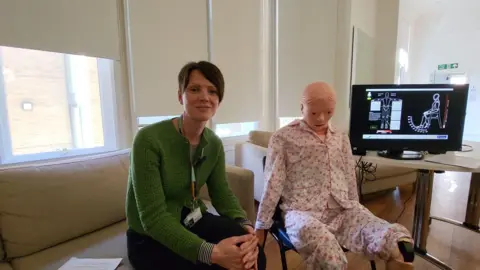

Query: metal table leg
429;172;480;233
412;170;454;270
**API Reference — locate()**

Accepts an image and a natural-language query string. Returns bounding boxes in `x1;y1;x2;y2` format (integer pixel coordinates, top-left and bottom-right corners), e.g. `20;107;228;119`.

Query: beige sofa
0;149;255;270
235;131;417;202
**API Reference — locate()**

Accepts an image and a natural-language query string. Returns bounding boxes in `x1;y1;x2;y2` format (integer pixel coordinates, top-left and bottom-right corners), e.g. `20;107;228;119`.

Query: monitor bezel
349;83;469;153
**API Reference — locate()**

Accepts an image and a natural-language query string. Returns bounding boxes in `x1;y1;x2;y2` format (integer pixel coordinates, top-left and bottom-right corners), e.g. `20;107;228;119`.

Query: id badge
183;207;202;228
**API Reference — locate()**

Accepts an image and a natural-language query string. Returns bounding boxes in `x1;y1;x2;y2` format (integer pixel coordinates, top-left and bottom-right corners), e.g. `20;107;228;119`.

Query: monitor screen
349;84;468;153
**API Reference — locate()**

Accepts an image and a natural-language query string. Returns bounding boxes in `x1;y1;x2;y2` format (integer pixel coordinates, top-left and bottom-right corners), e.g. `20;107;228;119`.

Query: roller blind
127;0;209;117
0;0;120;60
277;0;338;117
210;0;263;124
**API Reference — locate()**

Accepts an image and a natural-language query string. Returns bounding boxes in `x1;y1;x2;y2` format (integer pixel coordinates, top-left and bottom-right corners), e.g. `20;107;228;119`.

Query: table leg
464;172;480;230
412;170;454;270
412;170;433;252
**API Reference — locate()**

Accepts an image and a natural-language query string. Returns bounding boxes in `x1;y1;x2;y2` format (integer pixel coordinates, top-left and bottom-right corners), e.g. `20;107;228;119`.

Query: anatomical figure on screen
407;93;443;133
370;92;402;130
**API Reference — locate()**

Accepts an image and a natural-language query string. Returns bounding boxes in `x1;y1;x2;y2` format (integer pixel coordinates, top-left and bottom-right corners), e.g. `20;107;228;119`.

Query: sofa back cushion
0;149;130;259
248;131;273;148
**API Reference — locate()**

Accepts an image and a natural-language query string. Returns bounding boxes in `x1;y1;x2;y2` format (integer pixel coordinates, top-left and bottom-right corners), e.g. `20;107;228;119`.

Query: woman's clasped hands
211;225;259;270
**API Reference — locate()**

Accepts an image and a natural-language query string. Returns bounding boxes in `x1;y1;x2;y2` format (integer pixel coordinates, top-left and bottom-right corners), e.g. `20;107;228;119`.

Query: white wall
350;0;377;86
332;0;353;131
407;2;480;139
395;0;412;84
351;0;377;37
350;0;401;85
374;0;399;84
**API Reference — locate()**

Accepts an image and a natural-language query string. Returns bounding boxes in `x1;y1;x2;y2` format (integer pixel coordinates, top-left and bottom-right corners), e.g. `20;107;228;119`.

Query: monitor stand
377;150;424;160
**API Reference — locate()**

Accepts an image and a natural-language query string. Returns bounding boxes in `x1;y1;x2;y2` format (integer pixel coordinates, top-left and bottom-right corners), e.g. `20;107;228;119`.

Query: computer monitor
349;84;469;160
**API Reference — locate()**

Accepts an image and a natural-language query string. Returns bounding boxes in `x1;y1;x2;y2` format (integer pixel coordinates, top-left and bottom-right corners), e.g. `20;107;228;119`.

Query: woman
126;61;266;270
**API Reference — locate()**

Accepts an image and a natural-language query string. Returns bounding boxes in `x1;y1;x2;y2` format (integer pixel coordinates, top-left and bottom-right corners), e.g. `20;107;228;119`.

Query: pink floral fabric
255;120;412;269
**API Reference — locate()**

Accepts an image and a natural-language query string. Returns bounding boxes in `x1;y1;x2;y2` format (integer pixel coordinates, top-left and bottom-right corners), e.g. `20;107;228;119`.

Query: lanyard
177;115;197;203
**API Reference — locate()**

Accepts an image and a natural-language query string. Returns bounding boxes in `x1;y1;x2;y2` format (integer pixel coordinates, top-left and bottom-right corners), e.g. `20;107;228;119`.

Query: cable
355;157;414;223
394;191;414;223
461;144;473;152
355;157;377;182
355;157;378;202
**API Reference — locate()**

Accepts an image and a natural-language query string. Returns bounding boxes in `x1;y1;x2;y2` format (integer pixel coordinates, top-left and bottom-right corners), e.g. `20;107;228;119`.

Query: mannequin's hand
243;225;255;235
255;229;267;247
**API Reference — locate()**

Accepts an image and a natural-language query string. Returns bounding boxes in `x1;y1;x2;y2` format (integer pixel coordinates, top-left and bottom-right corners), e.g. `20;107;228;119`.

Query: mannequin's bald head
301;81;336;106
300;81;336;134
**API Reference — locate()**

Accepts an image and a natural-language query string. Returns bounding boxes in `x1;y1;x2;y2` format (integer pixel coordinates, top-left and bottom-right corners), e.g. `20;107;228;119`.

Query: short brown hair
177;61;225;102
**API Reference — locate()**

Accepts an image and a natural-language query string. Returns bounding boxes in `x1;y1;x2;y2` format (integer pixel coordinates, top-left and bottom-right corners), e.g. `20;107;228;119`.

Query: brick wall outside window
1;47;104;156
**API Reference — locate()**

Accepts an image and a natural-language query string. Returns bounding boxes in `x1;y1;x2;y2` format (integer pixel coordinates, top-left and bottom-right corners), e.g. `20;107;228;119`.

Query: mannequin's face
301;98;335;133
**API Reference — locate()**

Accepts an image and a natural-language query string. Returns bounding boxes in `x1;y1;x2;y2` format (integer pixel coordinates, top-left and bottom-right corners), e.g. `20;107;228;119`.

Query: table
355;141;480;270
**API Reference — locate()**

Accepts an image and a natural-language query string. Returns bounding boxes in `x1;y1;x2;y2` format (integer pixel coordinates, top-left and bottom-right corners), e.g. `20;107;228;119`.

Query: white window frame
0;50;117;165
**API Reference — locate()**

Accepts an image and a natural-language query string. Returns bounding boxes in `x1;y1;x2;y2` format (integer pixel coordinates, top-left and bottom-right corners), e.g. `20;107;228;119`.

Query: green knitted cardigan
126;118;248;263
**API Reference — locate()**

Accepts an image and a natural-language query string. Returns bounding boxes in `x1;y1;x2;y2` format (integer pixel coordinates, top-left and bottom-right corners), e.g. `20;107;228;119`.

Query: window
279;117;301;128
137;117;258;138
449;74;468;85
396;48;409;84
0;46;117;164
137;115;177;130
214;122;259;138
398;48;409;72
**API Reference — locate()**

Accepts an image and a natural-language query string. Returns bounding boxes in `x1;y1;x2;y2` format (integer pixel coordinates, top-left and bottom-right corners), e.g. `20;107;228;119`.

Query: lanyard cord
178;115;197;202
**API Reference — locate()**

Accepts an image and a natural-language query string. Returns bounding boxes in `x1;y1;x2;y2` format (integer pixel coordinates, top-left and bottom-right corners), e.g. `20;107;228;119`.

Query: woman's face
178;70;220;122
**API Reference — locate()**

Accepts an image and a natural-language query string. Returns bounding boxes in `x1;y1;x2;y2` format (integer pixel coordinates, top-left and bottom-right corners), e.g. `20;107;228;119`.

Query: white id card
183;208;202;228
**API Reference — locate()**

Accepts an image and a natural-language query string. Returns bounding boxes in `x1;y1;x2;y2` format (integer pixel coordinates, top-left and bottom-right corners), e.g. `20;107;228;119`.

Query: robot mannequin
255;82;415;269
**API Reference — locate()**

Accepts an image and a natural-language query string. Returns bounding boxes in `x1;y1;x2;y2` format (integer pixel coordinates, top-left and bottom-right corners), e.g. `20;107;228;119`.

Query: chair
262;157;377;270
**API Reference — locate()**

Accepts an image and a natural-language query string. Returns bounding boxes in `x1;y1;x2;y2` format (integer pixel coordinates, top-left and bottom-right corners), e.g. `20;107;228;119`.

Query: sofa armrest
235;142;268;202
198;165;256;223
225;165;256;223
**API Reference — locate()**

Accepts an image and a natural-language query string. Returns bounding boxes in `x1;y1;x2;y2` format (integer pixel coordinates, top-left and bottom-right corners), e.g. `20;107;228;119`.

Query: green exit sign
438;63;459;70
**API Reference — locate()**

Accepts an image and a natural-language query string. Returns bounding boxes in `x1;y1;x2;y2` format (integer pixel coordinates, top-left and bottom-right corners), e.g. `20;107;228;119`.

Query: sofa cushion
10;221;130;270
10;199;219;270
0;149;131;259
248;131;272;148
0;263;12;270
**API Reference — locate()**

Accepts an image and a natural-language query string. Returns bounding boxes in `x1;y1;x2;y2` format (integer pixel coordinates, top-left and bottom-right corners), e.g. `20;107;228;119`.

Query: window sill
1;146;117;166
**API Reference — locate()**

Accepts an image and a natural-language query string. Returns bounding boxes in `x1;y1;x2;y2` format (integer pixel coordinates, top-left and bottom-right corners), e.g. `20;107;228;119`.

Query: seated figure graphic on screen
372;92;401;130
408;93;442;133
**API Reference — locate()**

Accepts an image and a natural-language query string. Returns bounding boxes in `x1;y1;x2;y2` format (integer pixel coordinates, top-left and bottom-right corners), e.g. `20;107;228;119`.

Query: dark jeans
127;208;266;270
